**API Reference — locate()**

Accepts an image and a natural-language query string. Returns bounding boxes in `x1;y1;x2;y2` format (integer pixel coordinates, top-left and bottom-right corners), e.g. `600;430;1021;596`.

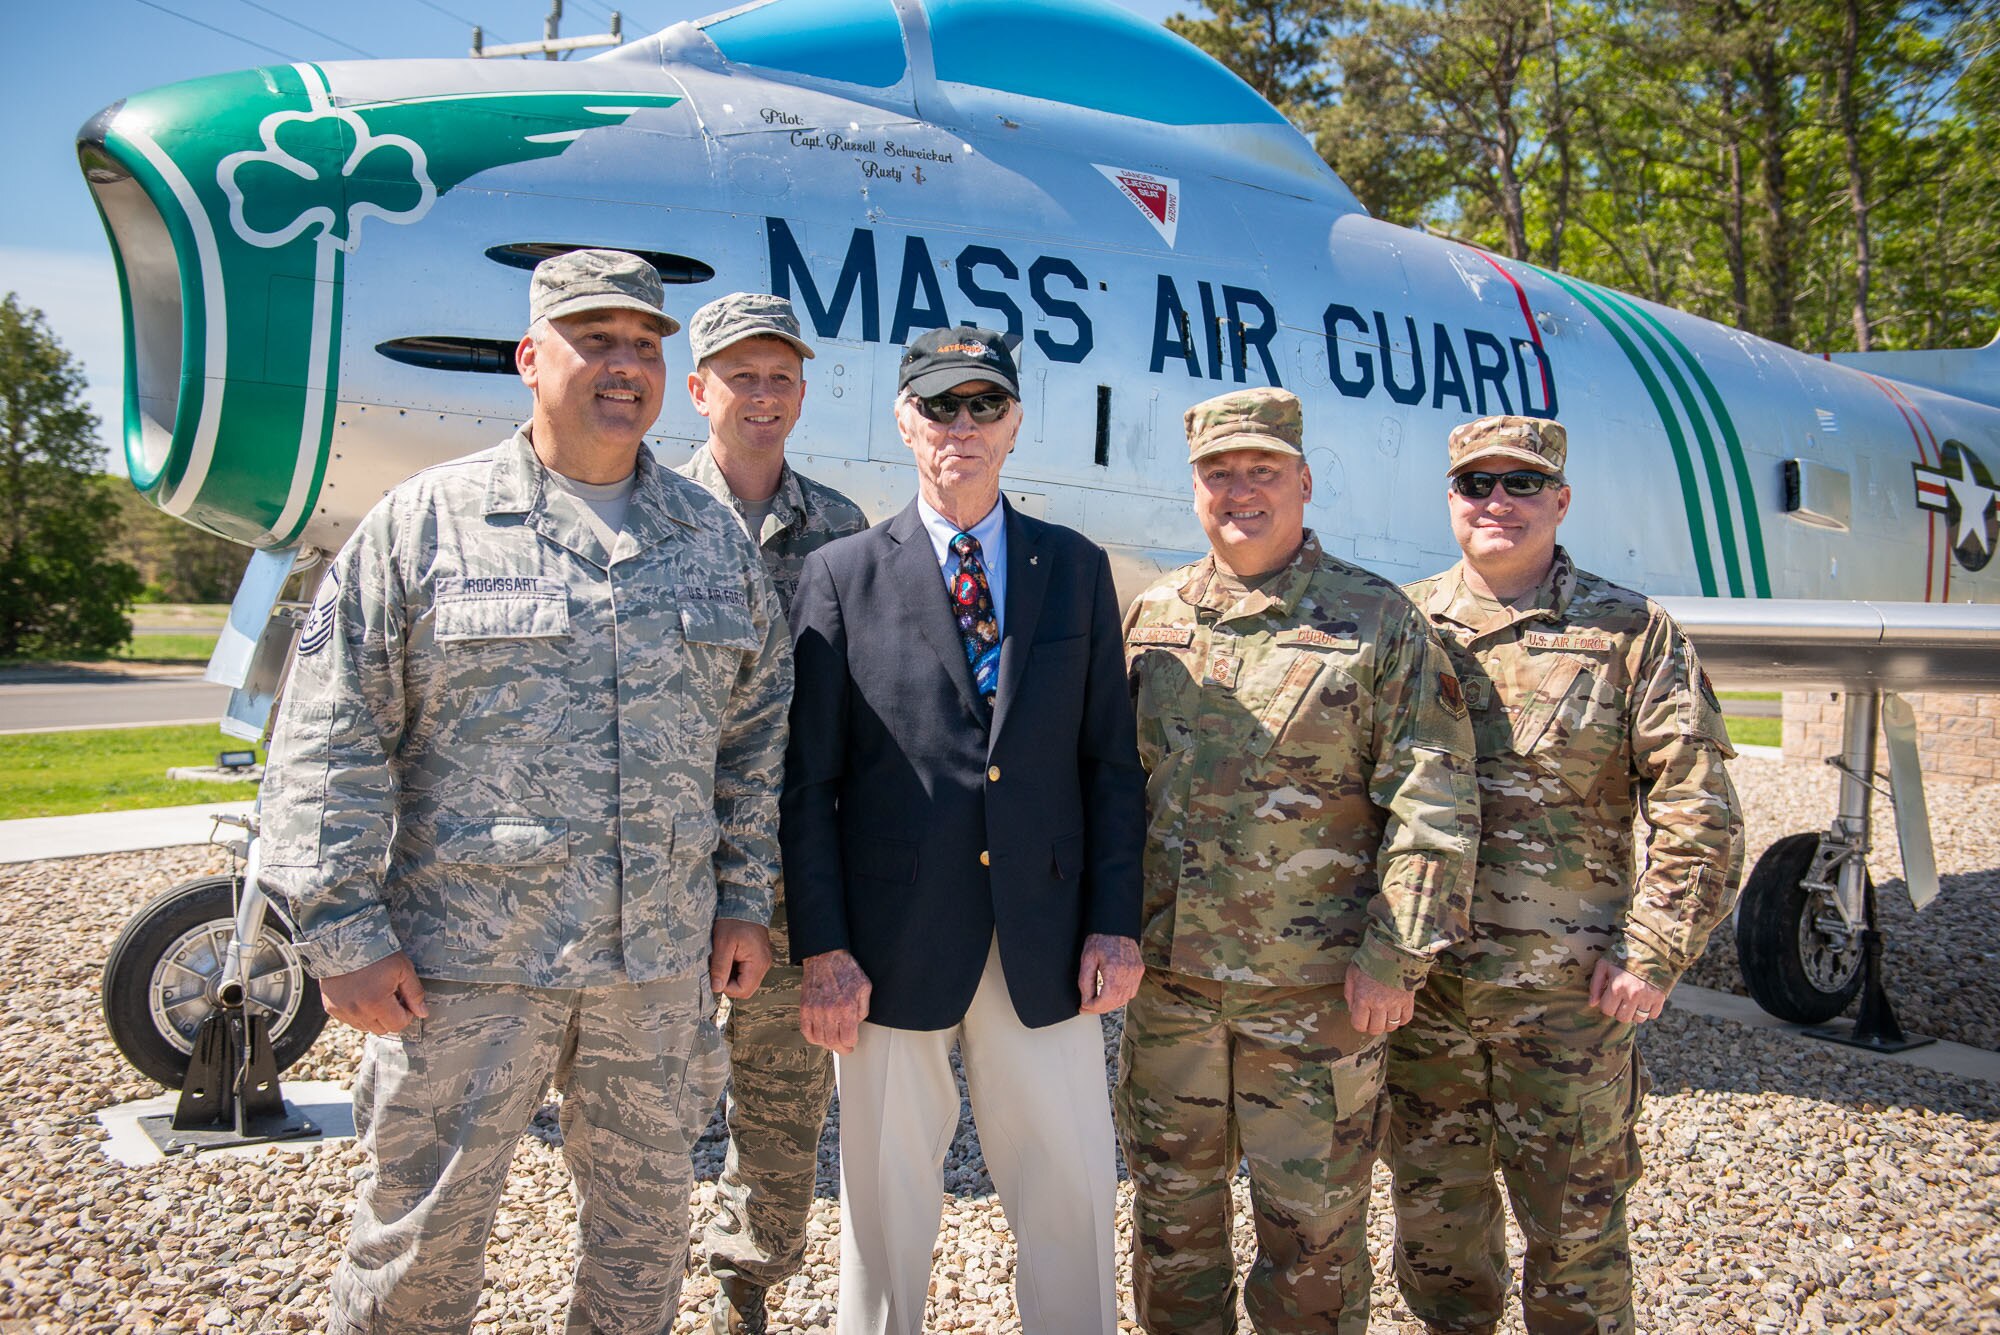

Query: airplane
74;0;2000;1127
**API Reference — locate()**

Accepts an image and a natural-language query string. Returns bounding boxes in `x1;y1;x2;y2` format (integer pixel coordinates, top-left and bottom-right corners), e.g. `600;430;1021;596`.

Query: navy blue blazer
781;498;1144;1030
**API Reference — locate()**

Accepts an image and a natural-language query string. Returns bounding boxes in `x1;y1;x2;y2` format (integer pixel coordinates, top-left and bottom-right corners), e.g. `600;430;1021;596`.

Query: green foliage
1168;0;1342;107
0;295;143;658
0;723;261;819
99;475;250;604
1169;0;2000;353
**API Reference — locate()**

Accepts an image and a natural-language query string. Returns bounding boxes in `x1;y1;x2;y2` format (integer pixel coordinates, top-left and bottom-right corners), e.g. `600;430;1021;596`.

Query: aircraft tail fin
1827;328;2000;410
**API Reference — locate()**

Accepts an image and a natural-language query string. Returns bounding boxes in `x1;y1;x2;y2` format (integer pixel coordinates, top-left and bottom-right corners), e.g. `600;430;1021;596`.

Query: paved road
0;676;231;734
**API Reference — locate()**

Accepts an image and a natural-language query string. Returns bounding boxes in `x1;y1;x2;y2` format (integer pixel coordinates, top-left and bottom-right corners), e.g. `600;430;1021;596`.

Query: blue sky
0;0;1199;470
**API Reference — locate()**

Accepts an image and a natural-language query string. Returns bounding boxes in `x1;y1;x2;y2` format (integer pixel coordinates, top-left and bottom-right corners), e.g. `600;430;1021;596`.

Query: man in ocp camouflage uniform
1389;415;1745;1334
673;292;868;1335
1119;386;1481;1335
258;249;791;1335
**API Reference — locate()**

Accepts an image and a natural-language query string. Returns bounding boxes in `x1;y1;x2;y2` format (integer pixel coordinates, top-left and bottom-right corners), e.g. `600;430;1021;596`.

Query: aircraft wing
1658;596;2000;693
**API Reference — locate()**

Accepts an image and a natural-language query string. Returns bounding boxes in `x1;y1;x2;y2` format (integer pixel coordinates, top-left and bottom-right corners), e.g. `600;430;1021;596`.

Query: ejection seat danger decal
1094;165;1180;248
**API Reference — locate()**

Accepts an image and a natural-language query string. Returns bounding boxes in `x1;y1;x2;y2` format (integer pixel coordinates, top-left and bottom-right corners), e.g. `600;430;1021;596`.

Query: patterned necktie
949;532;1001;705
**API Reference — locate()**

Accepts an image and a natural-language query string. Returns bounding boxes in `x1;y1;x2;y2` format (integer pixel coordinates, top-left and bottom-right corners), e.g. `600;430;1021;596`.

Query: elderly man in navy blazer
782;326;1145;1335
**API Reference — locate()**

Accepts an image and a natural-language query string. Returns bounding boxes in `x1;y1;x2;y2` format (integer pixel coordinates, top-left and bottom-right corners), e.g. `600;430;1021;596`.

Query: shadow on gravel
1680;864;2000;1055
1638;1008;2000;1124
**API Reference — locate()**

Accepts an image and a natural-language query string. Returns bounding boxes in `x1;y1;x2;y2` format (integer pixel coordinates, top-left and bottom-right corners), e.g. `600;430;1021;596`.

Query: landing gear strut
101;815;325;1152
1734;691;1934;1052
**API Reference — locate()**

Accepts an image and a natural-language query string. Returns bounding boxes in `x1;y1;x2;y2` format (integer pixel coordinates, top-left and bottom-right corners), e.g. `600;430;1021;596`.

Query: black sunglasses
913;391;1015;425
1453;470;1563;499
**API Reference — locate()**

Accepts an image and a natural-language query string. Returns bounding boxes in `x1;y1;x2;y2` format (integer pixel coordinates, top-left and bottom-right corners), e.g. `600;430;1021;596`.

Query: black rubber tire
1735;832;1867;1024
100;874;327;1089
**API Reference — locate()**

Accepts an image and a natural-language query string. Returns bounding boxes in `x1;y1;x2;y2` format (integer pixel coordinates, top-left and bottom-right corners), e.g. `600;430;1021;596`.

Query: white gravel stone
3;759;1997;1332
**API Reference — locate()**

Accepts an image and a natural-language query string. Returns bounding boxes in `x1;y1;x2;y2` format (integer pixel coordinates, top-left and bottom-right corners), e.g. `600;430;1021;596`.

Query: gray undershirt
546;468;636;551
735;491;777;542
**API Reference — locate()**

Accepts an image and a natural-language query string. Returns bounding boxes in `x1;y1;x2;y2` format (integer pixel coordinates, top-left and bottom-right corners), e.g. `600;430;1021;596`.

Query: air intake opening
79;116;182;491
486;243;716;285
377;337;519;374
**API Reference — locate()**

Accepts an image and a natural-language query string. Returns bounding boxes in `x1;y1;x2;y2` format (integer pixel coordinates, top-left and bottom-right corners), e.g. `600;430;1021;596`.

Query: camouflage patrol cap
688;292;815;363
1184;386;1305;463
529;248;679;335
1447;414;1567;475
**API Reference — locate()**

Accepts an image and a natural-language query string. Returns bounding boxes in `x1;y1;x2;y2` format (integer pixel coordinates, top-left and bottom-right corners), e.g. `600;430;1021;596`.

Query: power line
230;0;378;58
409;0;503;42
132;0;299;62
574;0;666;37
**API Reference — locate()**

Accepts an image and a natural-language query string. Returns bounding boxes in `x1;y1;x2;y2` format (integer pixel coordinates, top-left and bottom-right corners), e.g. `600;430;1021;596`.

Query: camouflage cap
1184;386;1305;463
529;248;680;335
688;291;815;363
1447;415;1567;475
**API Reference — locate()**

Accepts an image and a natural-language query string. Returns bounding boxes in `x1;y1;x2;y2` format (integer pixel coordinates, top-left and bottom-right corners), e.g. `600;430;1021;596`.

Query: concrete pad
1672;984;2000;1084
96;1080;355;1167
0;801;253;864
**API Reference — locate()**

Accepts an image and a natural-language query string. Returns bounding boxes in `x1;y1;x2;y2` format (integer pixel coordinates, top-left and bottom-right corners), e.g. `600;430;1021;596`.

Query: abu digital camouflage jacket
259;429;791;987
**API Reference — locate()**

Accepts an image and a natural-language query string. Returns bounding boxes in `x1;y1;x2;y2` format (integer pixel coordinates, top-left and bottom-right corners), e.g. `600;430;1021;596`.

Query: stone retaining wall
1782;690;2000;782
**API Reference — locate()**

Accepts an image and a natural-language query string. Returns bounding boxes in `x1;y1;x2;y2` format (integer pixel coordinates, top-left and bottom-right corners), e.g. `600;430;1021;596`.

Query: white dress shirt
915;493;1007;644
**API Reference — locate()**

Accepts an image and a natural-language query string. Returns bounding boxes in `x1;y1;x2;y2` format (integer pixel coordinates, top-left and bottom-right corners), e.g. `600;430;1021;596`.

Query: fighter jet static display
75;0;2000;1110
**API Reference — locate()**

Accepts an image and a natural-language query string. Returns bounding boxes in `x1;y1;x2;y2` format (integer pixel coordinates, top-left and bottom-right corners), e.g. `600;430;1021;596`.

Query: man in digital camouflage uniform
1119;385;1482;1335
1389;414;1745;1334
673;292;869;1335
258;249;791;1335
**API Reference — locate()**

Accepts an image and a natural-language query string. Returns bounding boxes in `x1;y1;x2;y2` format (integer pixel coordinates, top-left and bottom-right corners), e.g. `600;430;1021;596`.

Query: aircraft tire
100;874;327;1090
1734;832;1867;1024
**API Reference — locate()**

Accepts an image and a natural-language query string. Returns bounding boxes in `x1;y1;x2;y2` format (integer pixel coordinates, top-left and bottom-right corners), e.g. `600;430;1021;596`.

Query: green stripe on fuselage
1609;295;1772;597
1593;285;1746;598
1539;269;1721;597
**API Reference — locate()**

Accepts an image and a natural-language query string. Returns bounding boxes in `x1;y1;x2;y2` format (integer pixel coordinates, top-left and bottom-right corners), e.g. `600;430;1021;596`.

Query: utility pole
472;1;622;59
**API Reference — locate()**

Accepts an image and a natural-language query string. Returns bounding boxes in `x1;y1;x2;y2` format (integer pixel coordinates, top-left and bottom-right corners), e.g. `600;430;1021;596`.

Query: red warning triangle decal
1093;164;1180;247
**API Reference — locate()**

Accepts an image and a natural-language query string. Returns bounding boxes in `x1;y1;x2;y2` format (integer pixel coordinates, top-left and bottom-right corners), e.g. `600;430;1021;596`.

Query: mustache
594;378;645;394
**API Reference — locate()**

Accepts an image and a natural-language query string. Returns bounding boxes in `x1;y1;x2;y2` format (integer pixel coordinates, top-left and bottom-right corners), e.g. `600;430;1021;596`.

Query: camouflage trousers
1386;972;1645;1335
1115;969;1388;1335
325;973;727;1335
702;959;836;1333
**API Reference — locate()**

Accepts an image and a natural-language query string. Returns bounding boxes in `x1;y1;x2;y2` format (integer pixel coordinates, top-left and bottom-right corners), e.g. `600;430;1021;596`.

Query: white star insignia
1943;469;1999;557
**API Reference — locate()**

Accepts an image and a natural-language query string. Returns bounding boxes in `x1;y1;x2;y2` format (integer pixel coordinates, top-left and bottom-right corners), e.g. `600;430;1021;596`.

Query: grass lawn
130;604;230;630
1719;690;1782;702
1725;716;1782;748
0;724;262;819
112;633;219;664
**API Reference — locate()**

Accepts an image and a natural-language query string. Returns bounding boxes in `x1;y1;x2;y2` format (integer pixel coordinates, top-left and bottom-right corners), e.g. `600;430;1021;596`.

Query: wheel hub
147;921;309;1056
1798;890;1864;993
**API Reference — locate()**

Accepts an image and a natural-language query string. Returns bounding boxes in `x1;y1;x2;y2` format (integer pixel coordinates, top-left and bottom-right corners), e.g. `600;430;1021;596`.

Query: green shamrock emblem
218;107;436;252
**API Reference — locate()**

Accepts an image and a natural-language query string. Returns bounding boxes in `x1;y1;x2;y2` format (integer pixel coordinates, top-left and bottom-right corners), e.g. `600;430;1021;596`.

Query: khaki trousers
832;938;1118;1335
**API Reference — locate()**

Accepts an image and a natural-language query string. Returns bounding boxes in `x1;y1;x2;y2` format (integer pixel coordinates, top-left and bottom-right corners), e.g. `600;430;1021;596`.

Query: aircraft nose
73;64;425;547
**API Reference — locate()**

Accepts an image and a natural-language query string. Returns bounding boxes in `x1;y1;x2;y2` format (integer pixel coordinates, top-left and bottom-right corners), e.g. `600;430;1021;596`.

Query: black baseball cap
898;326;1020;398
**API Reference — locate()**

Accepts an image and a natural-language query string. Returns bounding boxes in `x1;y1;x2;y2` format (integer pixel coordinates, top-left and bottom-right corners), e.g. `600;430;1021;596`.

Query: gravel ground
2;755;1997;1333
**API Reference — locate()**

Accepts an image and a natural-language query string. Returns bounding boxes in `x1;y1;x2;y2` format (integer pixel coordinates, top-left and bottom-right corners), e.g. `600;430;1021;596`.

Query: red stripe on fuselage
1857;371;1937;600
1474;252;1554;407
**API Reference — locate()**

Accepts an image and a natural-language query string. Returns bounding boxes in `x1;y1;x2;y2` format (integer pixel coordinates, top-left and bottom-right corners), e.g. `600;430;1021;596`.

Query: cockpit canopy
696;0;1289;127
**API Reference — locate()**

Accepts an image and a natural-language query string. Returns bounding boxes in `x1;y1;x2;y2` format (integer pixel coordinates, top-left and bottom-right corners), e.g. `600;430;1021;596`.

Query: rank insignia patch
1439;670;1466;718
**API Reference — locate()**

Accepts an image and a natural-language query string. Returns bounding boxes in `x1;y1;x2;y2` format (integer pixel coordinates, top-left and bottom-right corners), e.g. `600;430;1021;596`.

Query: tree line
1171;0;1998;353
1;294;243;661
